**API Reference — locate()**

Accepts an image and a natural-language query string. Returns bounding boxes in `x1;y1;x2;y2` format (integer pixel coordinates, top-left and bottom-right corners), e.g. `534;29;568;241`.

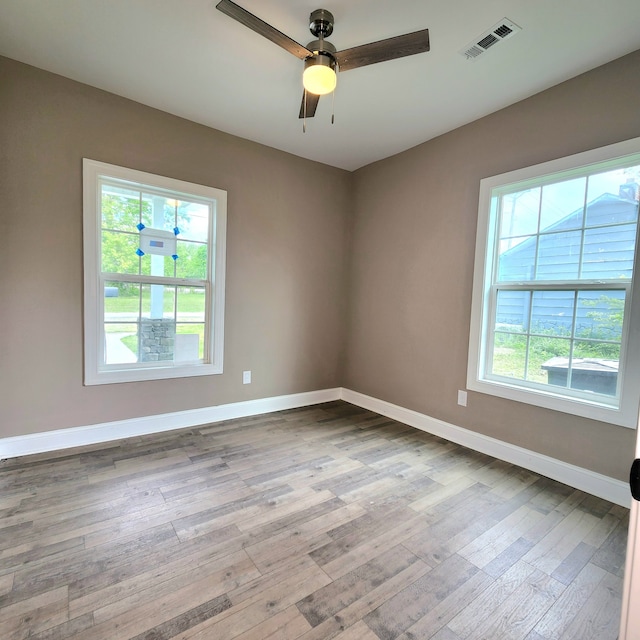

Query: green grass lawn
491;331;619;384
105;291;205;313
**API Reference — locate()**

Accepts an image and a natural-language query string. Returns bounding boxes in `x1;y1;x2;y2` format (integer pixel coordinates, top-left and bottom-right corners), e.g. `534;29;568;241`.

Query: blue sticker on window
136;248;145;257
173;227;180;236
137;223;145;231
172;254;178;261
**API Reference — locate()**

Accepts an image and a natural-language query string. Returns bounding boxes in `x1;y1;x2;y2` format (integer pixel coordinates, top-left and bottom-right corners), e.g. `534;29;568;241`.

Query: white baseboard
341;388;630;508
1;385;629;507
0;388;341;459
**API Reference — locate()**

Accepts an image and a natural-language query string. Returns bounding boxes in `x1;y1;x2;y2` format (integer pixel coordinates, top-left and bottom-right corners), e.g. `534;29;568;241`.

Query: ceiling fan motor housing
309;9;334;38
306;39;336;58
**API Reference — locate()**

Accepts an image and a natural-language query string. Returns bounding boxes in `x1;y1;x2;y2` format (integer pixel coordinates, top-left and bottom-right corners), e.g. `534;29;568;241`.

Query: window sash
483;281;632;406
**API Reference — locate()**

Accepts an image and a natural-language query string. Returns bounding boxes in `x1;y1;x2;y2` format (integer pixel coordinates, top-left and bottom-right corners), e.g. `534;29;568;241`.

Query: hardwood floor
0;401;628;639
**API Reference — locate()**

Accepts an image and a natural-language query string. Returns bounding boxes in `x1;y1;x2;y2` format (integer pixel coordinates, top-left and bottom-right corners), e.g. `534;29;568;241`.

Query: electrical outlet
242;370;251;384
457;390;468;406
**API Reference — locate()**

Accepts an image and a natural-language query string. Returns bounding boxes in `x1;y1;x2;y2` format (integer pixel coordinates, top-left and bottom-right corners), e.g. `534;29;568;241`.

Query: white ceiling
1;0;640;171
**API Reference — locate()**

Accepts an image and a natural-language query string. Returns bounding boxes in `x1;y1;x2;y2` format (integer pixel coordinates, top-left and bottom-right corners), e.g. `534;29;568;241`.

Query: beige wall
0;57;352;437
345;50;640;481
2;50;640;481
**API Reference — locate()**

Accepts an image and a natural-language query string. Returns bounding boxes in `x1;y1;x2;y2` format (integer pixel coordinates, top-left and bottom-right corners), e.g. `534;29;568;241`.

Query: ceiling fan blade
216;0;312;60
299;91;320;119
335;29;430;72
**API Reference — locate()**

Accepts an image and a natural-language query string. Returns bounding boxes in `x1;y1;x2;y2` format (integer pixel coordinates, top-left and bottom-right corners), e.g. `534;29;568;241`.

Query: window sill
466;376;635;428
85;362;223;385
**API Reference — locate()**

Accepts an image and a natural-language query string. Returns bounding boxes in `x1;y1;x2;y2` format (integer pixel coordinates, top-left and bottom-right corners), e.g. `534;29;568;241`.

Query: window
83;159;226;385
468;138;640;427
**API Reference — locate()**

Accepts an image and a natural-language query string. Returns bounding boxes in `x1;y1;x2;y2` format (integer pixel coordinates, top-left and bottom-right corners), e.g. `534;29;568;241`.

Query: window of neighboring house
83;159;226;385
468;138;640;427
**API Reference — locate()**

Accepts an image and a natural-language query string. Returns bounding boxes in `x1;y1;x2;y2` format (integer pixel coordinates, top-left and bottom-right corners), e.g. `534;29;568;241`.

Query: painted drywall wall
345;50;640;481
0;57;352;437
2;50;640;482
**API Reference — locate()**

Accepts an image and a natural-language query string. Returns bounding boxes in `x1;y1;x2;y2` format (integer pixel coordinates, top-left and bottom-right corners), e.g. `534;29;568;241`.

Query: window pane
540;177;585;231
490;332;526;380
177;287;206;322
499;188;540;238
586;167;640;224
141;284;175;319
176;323;205;360
536;230;581;280
139;253;177;277
101;231;140;274
176;202;210;243
140;317;176;362
581;223;636;279
530;290;574;337
104;323;139;365
101;185;143;232
571;341;620;397
498;236;537;281
575;291;624;341
532;337;572;385
176;241;208;280
104;282;140;321
140;195;181;232
495;290;529;332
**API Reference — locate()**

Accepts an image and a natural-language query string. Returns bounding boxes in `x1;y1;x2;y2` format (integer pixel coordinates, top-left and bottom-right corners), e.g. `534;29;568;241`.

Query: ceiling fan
216;0;430;121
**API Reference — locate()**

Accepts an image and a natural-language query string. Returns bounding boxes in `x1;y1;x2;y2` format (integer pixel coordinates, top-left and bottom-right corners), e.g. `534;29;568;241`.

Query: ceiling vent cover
460;18;521;61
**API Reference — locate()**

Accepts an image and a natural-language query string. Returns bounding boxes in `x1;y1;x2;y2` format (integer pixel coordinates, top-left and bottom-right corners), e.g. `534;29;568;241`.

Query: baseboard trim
341;388;630;508
2;386;629;507
0;388;342;459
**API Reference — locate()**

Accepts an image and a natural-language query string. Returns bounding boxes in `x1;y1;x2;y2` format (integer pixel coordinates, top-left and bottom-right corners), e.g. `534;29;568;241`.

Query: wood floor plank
590;514;629;578
27;613;95;640
243;503;367;573
558;570;622;640
446;560;539;638
232;605;312;640
296;544;422;626
91;549;258;624
0;401;628;640
464;569;565;640
394;569;494;640
0;573;14;596
69;535;246;618
333;620;381;639
531;561;609;640
459;504;544;569
364;553;479;640
319;514;432;580
4;524;179;608
521;508;599;575
296;558;432;640
177;563;332;640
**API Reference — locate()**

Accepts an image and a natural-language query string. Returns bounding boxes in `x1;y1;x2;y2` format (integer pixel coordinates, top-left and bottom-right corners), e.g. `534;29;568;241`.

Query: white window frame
468;137;640;428
83;159;227;385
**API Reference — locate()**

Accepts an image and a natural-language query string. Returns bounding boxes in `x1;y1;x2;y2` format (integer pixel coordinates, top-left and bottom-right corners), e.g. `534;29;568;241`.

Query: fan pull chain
331;87;335;124
302;88;307;133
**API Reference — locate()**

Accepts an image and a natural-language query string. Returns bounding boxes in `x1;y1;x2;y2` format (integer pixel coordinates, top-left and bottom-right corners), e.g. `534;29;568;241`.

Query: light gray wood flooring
0;401;628;639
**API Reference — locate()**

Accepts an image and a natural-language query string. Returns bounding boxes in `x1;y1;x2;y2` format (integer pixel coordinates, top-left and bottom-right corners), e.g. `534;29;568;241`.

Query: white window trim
83;159;227;385
467;137;640;428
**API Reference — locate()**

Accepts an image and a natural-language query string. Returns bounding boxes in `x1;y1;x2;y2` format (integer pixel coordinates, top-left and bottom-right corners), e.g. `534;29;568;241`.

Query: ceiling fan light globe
303;56;337;95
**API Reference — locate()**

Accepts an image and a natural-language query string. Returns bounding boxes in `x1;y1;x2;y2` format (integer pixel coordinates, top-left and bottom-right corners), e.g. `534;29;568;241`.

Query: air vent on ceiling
460;18;521;61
